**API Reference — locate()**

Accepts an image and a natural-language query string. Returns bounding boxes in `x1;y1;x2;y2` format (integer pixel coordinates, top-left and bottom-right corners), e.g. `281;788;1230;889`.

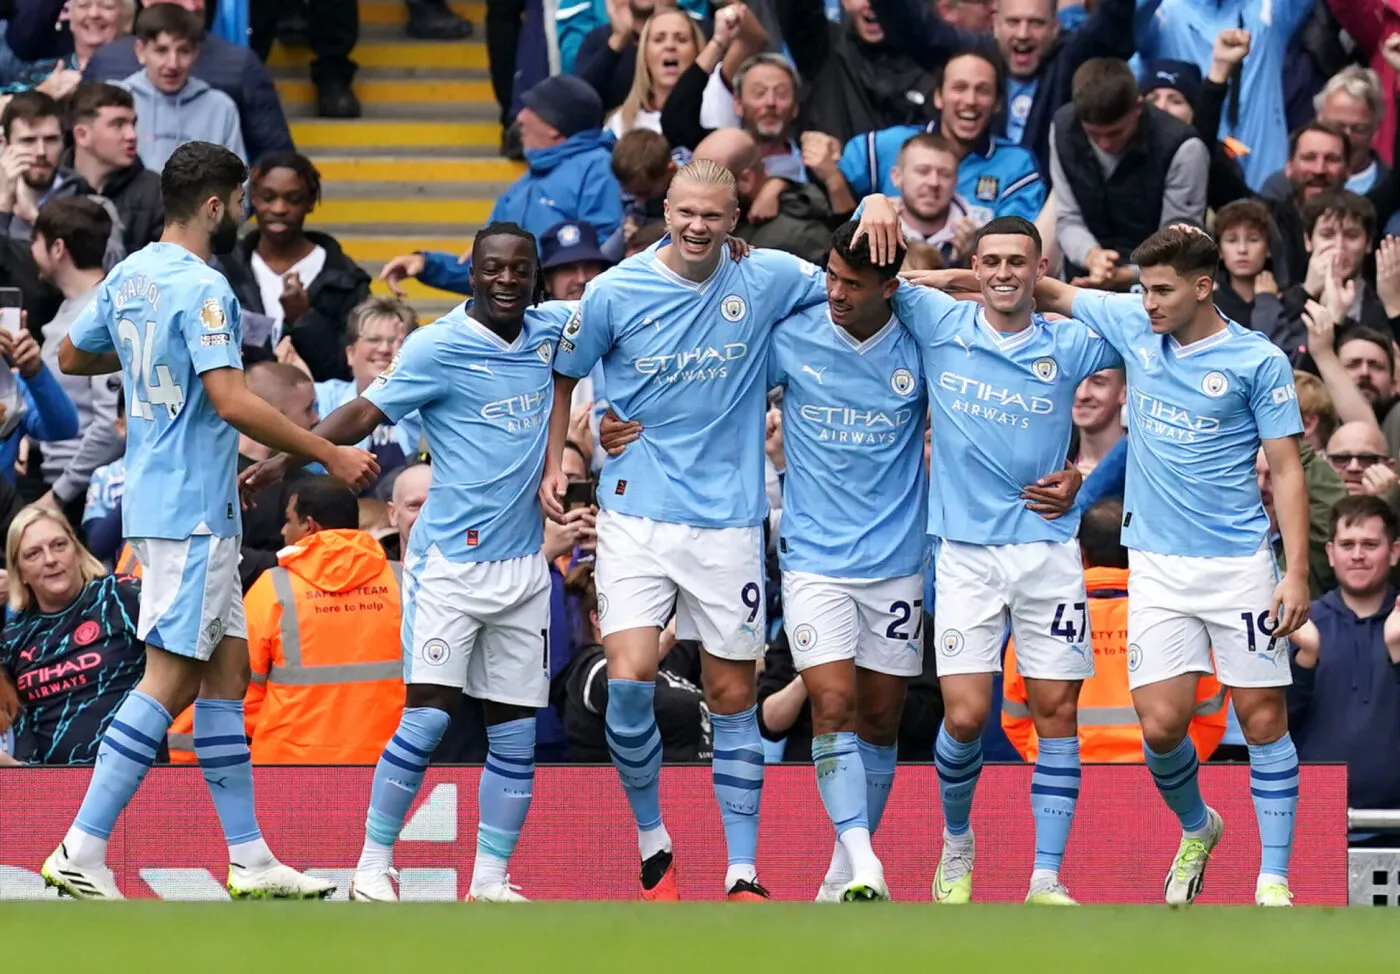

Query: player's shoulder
742;247;821;280
773;304;828;345
526;299;576;335
1227;321;1289;364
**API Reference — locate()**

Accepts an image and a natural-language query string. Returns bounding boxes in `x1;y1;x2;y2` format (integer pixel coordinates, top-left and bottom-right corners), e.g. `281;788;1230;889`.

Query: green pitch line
5;902;1396;973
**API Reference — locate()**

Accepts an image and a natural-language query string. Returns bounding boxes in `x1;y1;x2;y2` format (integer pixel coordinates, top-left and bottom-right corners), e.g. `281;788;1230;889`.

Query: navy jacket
83;35;293;165
1289;588;1400;812
868;0;1137;175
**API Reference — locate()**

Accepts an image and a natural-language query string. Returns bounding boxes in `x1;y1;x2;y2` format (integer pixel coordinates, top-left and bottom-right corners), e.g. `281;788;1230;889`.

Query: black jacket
83;35;294;166
736;181;838;267
54;160;164;256
215;230;371;383
869;0;1137;174
776;0;934;145
0;236;61;336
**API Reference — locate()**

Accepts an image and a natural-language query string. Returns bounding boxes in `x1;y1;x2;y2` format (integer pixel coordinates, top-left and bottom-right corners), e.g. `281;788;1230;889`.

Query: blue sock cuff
937;725;983;759
711;706;758;731
1248;733;1296;762
812;731;858;759
1037;735;1080;756
131;690;172;723
857;738;897;771
195;697;243;715
1145;737;1195;763
486;717;536;759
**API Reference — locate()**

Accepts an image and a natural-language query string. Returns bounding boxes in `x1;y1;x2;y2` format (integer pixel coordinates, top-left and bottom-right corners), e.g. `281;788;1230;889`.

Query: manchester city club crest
721;294;747;322
557;224;580;247
792;624;818;651
423;639;451;665
939;630;965;657
890;368;916;396
1202;371;1230;397
1127;643;1142;672
1032;357;1058;382
597;593;609;619
975;175;1000;202
537;341;553;364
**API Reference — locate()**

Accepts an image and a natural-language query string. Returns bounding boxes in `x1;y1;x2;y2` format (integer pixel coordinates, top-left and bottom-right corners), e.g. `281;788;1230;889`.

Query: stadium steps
272;0;514;320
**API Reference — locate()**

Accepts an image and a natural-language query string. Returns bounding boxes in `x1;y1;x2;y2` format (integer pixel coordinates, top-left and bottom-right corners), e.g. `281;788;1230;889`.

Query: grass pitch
5;902;1398;972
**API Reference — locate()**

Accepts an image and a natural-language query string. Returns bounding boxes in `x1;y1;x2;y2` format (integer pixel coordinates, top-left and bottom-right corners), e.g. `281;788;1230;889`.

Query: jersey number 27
118;318;186;420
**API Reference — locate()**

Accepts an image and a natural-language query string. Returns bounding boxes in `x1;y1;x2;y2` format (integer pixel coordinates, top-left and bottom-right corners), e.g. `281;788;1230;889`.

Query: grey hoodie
39;288;123;503
120;70;246;173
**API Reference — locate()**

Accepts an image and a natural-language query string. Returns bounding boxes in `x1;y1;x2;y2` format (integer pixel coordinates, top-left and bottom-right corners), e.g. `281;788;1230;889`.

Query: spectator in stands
1298;302;1384;446
61;83;163;254
0;507;143;766
691;127;834;266
834;49;1046;223
239;361;319;591
624;217;667;256
1288;494;1400;816
557;562;712;763
1213;199;1284;342
1269;122;1351;288
30;198;123;527
884;132;990;265
312;297;420;493
867;0;1137;169
568;0;713;108
242;476;404;764
606;128;675;260
121;4;245;172
1135;0;1315;190
603;6;745;141
0;0;128;99
1281;192;1391;356
1051;58;1209;287
1266;66;1390;200
1327;421;1396;497
539;222;611;301
386;460;430;564
80;386;125;565
83;0;293;165
215;151;370;383
406;0;474;39
1331;329;1400;434
1140;59;1201;126
1069;368;1125;476
1295;371;1339;453
248;0;363;118
781;0;936;145
0;307;78;482
1003;498;1227;763
0;91;65;242
1254;438;1349;598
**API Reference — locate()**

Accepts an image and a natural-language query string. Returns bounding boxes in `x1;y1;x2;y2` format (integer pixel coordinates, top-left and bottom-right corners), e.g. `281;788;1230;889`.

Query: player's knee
1029;689;1079;739
942;700;989;742
704;678;756;716
856;707;901;747
1234;693;1287;746
807;686;856;735
406;683;462;715
1137;708;1191;755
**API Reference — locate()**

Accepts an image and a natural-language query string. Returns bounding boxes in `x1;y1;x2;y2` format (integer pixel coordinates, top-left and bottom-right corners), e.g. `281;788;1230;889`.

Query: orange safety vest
241;529;404;764
115;543;143;579
1001;566;1228;762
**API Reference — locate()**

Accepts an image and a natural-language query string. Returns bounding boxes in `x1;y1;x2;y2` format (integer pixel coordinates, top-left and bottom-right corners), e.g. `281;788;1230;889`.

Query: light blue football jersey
363;301;570;563
770;306;928;579
553;242;827;528
894;282;1122;545
1071;291;1304;558
68;243;243;540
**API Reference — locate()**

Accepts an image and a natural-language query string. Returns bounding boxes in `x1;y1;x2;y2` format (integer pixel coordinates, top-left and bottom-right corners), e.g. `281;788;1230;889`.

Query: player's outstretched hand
599;407;642;456
853;195;901;266
900;268;978;293
1021;463;1083;519
238;454;290;506
539;468;569;523
326;446;380;493
1268;572;1310;639
725;235;751;262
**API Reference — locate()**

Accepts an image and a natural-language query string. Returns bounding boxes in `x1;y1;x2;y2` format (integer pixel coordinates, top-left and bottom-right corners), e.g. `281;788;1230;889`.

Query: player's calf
1024;678;1083;903
470;705;537;901
1233;686;1298;904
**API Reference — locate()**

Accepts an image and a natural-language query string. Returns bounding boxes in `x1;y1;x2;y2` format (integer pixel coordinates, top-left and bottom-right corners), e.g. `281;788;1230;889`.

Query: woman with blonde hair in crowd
0;506;145;766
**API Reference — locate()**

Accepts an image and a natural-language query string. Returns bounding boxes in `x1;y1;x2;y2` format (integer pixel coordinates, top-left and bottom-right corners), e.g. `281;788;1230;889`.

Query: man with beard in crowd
0;91;65;243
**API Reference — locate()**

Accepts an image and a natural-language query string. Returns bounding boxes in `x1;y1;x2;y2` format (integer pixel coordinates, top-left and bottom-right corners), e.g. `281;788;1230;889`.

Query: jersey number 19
118;318;186;420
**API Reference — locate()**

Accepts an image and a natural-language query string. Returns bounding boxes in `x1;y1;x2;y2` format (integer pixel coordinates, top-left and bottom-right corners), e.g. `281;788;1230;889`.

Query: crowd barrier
0;764;1348;903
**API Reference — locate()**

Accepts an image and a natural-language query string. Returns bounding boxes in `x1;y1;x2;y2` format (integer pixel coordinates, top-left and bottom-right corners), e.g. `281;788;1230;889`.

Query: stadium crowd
0;0;1398;864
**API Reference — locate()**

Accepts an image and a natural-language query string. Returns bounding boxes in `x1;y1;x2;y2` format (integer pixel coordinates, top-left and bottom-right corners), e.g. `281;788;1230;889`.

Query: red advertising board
0;764;1348;903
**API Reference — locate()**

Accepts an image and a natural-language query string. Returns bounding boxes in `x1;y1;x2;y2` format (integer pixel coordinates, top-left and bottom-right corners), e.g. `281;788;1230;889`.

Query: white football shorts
781;570;925;677
932;538;1095;681
595;509;766;661
1127;547;1290;690
130;534;247;662
401;547;552;706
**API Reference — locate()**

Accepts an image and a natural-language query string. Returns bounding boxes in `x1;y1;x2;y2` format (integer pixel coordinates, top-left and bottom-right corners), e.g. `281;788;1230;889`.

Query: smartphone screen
0;288;21;337
564;479;597;511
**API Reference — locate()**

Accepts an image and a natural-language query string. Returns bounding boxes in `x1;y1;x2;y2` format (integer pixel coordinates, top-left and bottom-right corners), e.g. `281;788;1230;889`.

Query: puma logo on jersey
468;363;494;375
953;336;972;355
1136;347;1156;367
802;365;826;384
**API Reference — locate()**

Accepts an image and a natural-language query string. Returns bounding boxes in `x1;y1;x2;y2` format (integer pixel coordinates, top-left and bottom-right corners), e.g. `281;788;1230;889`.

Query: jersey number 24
118;318;186;421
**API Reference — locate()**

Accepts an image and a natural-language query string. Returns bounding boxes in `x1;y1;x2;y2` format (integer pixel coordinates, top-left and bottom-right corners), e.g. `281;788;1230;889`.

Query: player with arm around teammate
857;198;1122;905
1009;226;1310;907
539;159;829;901
44;141;379;901
241;223;570;903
